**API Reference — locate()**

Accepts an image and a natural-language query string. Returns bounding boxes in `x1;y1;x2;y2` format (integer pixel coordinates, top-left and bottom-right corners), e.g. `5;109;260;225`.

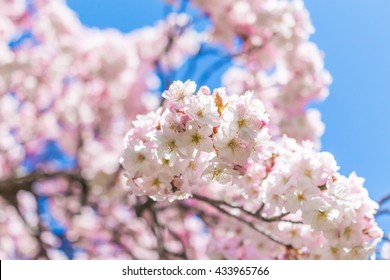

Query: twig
193;194;301;224
378;194;390;206
149;207;167;259
255;203;265;215
135;198;156;217
376;209;390;217
0;170;89;206
192;194;293;248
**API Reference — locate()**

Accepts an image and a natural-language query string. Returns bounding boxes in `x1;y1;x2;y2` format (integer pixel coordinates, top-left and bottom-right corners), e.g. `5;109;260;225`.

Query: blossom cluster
204;137;383;259
121;79;383;259
0;0;387;260
121;80;270;201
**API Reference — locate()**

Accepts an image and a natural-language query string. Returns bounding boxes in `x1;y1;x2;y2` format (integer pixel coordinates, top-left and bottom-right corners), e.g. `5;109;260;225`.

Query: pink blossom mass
0;0;388;260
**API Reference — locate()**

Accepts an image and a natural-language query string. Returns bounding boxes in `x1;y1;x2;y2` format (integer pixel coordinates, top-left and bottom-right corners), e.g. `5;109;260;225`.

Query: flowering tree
0;0;388;259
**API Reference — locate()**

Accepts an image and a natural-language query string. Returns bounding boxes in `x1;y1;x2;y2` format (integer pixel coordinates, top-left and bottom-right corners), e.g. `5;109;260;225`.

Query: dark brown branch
135;198;156;217
0;170;89;206
261;212;294;223
193;194;301;224
149;206;167;259
191;194;293;248
255;202;265;216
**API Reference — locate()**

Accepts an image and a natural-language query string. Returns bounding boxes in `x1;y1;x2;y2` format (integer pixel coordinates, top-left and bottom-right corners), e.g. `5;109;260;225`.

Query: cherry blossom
121;80;270;201
0;0;387;260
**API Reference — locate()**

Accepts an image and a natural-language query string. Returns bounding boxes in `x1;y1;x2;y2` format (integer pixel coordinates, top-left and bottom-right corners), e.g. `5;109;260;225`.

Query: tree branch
192;194;301;224
379;194;390;206
149;206;168;259
0;170;89;206
191;194;294;248
376;209;390;217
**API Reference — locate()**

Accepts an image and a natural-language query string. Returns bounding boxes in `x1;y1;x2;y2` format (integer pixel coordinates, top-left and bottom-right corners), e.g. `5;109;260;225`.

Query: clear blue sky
66;0;390;232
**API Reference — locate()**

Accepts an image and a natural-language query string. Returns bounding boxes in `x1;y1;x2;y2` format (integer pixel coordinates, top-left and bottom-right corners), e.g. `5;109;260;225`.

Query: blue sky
66;0;390;231
304;0;390;232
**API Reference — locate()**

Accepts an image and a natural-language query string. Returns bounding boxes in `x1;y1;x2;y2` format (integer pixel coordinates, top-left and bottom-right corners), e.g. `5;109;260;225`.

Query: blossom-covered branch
121;80;383;259
0;0;388;260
